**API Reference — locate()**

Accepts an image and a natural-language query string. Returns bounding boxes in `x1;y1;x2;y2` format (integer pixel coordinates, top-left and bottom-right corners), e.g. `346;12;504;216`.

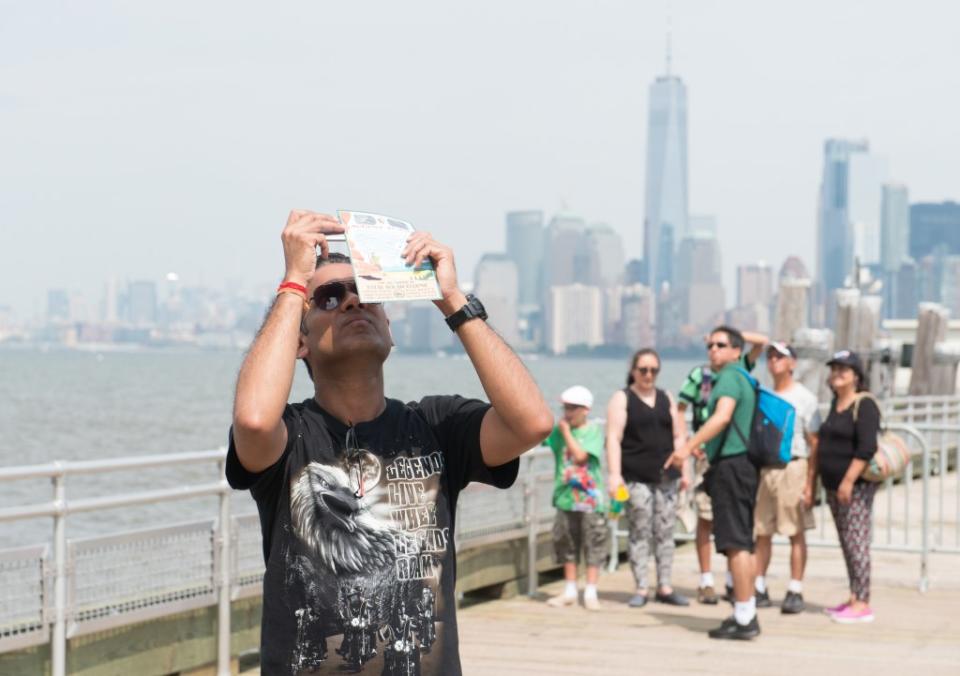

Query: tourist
677;330;767;605
754;342;820;614
227;210;554;674
607;349;691;609
816;350;880;624
544;385;609;611
665;326;761;640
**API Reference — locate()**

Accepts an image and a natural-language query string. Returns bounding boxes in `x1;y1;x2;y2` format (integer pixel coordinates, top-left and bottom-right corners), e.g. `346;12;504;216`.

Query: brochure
338;210;443;303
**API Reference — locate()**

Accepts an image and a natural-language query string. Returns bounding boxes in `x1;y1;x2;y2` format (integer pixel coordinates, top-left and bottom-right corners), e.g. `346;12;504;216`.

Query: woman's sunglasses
310;279;380;311
634;367;659;376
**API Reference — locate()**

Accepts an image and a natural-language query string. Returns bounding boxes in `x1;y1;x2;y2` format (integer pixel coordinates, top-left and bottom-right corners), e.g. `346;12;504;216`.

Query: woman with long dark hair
606;348;690;607
816;350;880;623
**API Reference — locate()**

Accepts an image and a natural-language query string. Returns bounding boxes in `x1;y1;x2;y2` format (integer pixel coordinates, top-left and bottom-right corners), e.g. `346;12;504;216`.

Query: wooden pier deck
456;545;960;676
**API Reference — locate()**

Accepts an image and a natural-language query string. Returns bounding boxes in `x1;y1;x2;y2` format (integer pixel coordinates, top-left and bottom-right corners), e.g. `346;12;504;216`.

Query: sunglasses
634;367;659;376
706;341;729;351
310;279;380;311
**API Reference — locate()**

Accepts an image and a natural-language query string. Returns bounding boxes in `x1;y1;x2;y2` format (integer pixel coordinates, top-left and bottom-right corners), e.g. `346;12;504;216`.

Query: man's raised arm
232;211;343;473
403;232;554;468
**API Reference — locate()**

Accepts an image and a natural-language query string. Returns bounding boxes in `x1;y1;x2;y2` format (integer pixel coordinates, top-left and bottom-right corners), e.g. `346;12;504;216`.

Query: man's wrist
435;290;469;317
275;288;309;314
283;271;311;287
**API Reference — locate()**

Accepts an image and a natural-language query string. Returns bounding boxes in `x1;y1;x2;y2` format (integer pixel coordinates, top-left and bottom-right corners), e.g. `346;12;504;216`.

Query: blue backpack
729;366;796;468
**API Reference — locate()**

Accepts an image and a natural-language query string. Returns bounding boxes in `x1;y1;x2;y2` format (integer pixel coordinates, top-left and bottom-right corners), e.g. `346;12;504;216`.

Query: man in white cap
754;341;820;614
543;385;609;611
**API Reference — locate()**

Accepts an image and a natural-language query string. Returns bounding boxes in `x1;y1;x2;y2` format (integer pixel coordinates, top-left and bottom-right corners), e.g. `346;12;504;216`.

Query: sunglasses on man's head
634;367;659;376
310;279;379;311
706;341;729;351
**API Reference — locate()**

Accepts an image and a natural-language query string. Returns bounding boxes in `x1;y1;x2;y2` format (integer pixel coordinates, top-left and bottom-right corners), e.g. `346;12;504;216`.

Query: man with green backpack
666;325;761;640
676;331;767;606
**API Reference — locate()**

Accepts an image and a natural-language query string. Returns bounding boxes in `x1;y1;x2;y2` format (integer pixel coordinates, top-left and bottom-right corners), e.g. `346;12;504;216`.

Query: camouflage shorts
552;510;610;568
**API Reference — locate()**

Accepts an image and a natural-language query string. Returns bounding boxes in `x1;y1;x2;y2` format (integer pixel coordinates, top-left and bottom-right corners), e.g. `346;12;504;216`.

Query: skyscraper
910;201;960;259
816;139;886;316
505;210;544;307
542;213;587;291
880;183;910;319
473;253;519;346
674;232;724;330
737;262;774;309
848;153;888;266
545;284;603;355
643;56;688;291
585;223;624;288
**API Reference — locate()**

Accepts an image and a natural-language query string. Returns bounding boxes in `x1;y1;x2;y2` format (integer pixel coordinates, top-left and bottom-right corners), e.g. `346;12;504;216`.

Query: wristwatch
445;294;487;332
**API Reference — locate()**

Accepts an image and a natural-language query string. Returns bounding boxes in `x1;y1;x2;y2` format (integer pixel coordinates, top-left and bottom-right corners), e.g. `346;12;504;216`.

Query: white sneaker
583;594;601;611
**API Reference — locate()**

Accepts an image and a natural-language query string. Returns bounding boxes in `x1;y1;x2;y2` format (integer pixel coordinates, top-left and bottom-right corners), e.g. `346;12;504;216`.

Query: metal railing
608;400;960;592
1;396;958;673
0;451;232;676
0;447;561;675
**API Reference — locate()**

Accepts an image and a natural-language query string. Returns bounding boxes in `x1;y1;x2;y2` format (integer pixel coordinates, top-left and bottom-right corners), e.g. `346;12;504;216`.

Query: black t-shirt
817;396;880;491
226;395;519;676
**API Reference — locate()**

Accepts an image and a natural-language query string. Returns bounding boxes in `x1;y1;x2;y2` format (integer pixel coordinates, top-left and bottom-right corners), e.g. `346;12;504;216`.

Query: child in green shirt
543;385;608;611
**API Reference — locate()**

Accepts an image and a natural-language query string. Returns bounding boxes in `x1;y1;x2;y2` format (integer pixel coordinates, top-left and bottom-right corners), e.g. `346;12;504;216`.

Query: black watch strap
445;294;487;332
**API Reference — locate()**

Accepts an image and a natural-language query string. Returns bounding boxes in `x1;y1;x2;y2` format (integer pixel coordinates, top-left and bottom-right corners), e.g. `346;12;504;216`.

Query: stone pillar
774;278;810;343
793;328;834;401
910;304;955;395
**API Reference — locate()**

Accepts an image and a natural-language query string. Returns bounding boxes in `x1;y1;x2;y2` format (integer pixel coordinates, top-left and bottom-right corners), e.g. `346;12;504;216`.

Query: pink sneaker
824;602;849;615
830;605;874;624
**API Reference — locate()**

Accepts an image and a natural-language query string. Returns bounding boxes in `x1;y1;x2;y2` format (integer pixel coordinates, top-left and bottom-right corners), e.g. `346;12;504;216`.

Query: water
0;349;698;547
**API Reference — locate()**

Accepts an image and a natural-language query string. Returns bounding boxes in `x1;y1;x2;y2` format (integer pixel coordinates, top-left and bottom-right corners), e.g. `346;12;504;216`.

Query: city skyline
2;2;959;321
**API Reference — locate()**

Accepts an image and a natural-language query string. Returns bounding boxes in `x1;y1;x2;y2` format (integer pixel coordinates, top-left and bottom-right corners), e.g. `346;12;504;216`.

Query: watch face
467;297;487;319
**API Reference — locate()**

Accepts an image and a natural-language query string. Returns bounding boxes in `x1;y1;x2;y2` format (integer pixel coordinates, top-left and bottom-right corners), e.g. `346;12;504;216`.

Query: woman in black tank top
606;349;690;607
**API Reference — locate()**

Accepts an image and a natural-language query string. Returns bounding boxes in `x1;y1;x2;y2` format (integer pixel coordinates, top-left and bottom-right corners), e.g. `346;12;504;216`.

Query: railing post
920;432;931;593
51;467;67;676
524;455;538;597
217;462;232;675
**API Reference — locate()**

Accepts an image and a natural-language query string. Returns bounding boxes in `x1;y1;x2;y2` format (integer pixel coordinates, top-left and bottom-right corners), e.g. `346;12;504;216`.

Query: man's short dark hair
301;253;353;381
316;251;352;268
710;325;745;350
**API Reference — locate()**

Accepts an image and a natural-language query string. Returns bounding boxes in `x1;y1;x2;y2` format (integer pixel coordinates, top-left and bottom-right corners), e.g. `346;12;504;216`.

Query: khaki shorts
754;458;815;537
693;456;713;522
552;510;610;568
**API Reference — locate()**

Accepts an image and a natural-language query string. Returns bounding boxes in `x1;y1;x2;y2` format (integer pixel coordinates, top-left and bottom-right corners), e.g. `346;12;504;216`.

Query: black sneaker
708;615;761;640
755;589;772;608
781;591;805;614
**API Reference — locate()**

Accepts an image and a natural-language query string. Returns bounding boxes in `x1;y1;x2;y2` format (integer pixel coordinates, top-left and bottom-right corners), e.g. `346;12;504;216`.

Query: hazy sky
2;1;958;319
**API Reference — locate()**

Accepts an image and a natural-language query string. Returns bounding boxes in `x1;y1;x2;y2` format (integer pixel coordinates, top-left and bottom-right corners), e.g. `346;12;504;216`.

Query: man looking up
754;342;820;614
229;210;554;674
665;325;760;640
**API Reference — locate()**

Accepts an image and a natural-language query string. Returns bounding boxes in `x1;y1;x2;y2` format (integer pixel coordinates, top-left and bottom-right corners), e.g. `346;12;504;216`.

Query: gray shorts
552;509;610;568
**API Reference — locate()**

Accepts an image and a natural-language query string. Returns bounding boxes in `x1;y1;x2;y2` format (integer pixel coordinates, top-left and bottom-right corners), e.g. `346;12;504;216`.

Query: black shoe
708;615;761;640
655;590;690;607
781;591;805;614
755;589;772;608
627;593;649;608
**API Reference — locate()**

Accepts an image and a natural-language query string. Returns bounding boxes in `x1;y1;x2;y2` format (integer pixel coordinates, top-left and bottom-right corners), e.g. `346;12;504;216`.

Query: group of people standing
543;325;883;639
